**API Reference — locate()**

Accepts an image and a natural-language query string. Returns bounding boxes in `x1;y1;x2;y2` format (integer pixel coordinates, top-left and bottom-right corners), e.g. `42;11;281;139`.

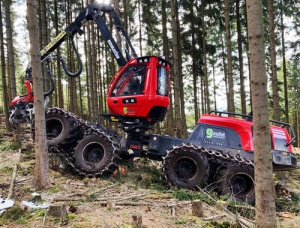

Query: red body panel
199;114;293;152
107;56;170;119
9;80;34;107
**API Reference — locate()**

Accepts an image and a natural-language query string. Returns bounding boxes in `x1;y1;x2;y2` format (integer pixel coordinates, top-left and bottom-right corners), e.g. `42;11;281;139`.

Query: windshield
111;65;147;96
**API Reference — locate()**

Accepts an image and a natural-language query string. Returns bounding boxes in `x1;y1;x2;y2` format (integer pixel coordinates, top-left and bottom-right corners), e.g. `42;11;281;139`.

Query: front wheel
162;144;209;189
73;134;118;176
216;165;255;204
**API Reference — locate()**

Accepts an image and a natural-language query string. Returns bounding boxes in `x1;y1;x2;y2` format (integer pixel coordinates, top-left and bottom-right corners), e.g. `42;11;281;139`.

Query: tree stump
192;200;204;217
47;203;67;218
107;199;115;210
132;212;142;228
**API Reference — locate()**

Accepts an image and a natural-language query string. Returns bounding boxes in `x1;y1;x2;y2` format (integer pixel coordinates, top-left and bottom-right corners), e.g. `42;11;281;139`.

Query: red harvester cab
107;56;170;123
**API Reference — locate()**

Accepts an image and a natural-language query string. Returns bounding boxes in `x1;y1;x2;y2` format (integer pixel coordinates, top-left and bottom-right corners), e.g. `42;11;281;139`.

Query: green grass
0;141;21;151
275;192;300;213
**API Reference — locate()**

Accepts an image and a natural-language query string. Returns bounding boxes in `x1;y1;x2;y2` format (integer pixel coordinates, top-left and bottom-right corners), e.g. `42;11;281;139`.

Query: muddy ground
0;132;300;227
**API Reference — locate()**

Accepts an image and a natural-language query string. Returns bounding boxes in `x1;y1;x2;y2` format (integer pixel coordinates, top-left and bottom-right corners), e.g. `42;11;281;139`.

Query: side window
272;129;288;150
111;65;146;96
274;138;288;150
204;127;227;147
157;67;168;96
188;125;205;143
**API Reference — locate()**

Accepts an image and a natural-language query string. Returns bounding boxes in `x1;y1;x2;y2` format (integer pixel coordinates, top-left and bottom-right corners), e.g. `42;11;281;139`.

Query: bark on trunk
224;0;235;113
27;0;49;189
3;0;16;101
268;0;280;120
246;0;277;226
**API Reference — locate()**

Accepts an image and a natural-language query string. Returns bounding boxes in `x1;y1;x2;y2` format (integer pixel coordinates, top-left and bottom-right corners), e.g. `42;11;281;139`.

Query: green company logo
206;128;213;138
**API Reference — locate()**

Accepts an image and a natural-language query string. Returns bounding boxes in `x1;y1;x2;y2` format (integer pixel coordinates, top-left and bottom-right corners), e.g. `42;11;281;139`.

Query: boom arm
40;3;137;67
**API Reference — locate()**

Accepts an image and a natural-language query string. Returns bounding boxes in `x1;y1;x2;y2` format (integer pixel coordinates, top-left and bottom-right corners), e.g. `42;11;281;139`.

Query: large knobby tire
73;134;117;175
216;165;255;204
162;144;209;189
44;111;79;146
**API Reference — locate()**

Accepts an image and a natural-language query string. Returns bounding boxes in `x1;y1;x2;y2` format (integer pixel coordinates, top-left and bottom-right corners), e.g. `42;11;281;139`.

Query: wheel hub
175;158;197;179
83;143;104;163
230;173;254;195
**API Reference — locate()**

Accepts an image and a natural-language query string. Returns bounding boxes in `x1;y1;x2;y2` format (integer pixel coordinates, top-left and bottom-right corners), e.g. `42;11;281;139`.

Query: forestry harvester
9;62;55;128
10;2;298;204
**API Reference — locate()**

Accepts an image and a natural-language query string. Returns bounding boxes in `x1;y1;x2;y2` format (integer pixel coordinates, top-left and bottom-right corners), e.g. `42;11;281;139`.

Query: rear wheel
73;134;118;176
216;165;255;204
162;144;209;189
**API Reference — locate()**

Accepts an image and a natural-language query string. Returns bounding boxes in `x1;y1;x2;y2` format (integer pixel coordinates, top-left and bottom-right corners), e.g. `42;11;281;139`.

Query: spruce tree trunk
162;0;174;135
268;0;280;120
221;35;229;111
0;2;12;131
171;0;183;138
87;22;95;120
201;1;210;113
54;0;64;108
246;0;276;226
27;0;49;189
39;0;49;104
236;0;247;114
91;23;99;120
280;2;289;123
224;0;235;113
192;28;199;123
3;0;16;101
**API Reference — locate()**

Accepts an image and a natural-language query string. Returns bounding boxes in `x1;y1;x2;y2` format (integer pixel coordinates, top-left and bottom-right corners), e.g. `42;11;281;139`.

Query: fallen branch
15;178;31;184
94;193;147;202
53;197;83;202
105;201;151;207
84;183;118;197
228;204;255;211
7;163;18;199
203;214;227;221
54;193;147;203
196;186;255;228
42;209;47;226
114;193;147;202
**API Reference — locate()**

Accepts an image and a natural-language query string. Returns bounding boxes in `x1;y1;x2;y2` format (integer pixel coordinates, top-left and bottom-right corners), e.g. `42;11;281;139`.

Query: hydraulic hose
43;59;55;97
59;36;83;77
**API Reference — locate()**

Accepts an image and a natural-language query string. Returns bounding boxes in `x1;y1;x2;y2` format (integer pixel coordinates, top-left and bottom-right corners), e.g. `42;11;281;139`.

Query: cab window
188;125;205;143
111;65;146;96
274;138;288;150
157;67;168;96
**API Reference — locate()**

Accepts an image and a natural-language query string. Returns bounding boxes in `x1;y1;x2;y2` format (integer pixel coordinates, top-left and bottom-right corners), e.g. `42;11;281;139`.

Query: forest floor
0;124;300;227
